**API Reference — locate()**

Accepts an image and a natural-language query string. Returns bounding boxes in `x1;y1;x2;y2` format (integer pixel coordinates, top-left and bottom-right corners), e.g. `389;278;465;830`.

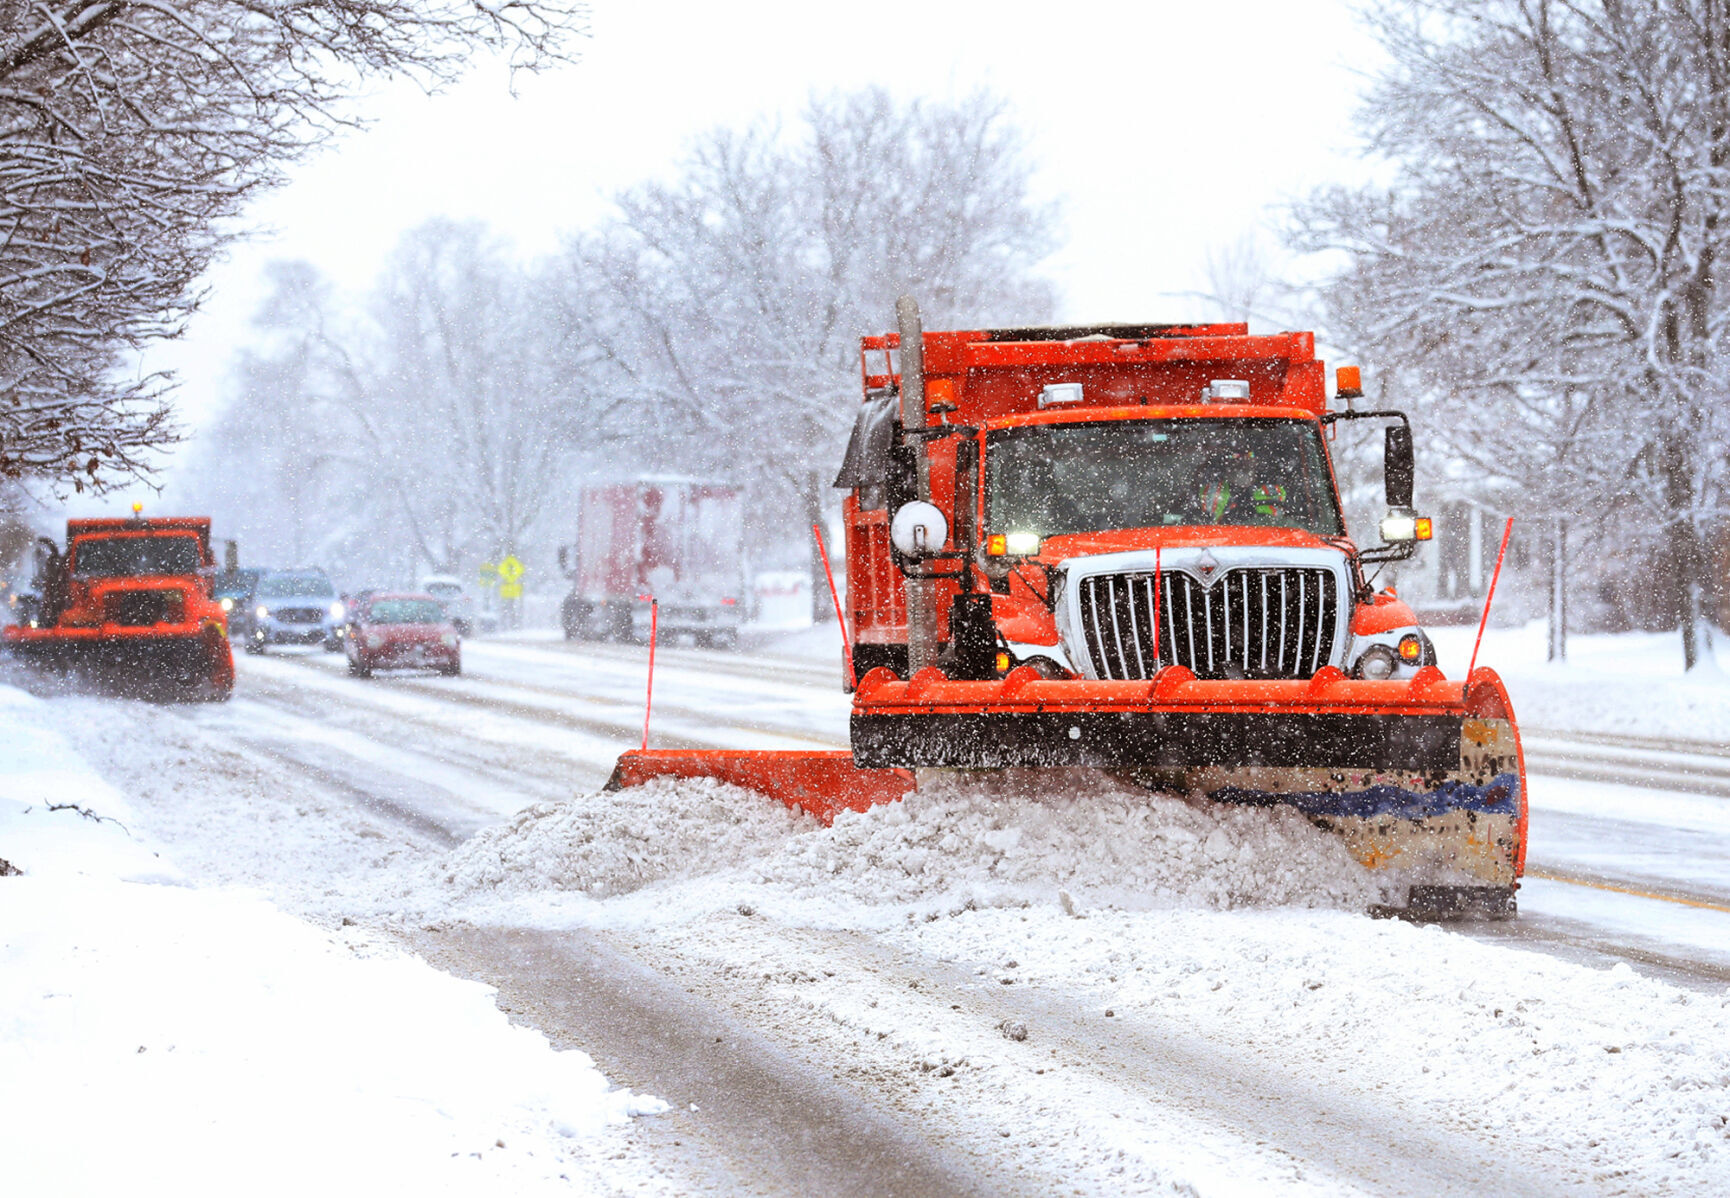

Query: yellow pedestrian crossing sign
497;555;524;583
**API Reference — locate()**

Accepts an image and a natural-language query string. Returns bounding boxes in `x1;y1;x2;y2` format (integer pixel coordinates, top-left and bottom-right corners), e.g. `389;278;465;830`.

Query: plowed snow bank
443;771;1383;911
444;777;817;898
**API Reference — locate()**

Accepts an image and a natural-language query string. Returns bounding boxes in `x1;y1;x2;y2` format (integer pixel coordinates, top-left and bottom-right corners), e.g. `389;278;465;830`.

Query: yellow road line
1527;868;1730;913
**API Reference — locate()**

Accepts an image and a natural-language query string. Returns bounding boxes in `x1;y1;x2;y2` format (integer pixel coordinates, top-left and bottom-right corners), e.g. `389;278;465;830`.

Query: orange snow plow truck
609;315;1526;919
4;510;234;702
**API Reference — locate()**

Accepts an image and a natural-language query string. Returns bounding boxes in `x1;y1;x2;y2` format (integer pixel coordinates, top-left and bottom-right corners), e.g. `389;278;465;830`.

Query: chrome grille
1077;567;1339;680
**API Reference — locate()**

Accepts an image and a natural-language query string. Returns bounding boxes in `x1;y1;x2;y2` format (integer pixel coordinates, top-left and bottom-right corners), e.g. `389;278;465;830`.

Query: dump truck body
561;477;745;647
4;515;235;701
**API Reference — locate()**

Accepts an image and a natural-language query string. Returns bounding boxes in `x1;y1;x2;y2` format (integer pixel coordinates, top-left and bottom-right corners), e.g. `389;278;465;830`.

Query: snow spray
1468;517;1515;678
813;523;855;689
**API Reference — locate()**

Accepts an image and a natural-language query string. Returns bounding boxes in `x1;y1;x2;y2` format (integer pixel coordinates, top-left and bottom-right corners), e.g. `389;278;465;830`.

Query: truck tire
608;603;634;643
561;594;589;641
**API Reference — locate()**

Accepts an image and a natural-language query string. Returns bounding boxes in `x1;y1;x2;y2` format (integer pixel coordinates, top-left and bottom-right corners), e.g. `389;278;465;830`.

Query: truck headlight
329;602;345;621
1379;513;1433;543
220;596;233;612
255;604;269;620
986;531;1041;556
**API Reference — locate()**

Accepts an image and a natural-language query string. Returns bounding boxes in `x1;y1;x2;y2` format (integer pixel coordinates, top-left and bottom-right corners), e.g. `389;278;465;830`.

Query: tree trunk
1669;518;1705;671
1547;517;1567;663
804;470;834;625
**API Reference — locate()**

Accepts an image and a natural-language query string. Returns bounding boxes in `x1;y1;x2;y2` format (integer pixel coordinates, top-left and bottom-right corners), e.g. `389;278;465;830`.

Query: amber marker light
995;651;1011;673
1398;634;1424;662
986;533;1008;556
1336;366;1363;399
1415;516;1434;540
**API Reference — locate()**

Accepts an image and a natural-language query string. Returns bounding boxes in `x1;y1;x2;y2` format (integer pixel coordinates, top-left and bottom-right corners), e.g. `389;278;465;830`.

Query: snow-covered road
8;632;1730;1195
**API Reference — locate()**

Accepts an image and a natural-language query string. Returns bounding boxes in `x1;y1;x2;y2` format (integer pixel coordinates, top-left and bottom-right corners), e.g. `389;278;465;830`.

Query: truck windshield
987;417;1345;538
72;535;202;577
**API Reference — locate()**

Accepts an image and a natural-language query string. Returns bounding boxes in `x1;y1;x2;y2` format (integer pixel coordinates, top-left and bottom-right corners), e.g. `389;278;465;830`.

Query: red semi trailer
558;477;745;649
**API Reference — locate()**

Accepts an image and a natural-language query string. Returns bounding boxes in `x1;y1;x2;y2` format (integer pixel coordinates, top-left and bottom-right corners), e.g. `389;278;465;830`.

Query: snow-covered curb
0;685;664;1195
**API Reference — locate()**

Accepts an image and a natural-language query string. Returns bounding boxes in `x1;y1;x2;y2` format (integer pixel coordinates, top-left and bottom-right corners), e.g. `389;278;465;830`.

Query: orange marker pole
814;522;855;688
641;598;658;752
1468;518;1514;679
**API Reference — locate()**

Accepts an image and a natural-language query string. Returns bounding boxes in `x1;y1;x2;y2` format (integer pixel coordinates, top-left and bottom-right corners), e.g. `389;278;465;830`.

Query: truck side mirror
1385;425;1414;509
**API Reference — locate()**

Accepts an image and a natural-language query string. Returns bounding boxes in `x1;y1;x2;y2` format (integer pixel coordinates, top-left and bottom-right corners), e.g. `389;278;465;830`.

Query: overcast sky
142;0;1382;469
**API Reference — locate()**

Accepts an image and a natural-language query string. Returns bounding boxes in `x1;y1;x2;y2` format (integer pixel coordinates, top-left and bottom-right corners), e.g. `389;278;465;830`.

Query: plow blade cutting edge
608;663;1526;917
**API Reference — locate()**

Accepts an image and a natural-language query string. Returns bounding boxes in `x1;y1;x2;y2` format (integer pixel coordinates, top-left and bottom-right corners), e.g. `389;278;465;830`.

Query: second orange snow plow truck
4;510;235;702
610;315;1526;919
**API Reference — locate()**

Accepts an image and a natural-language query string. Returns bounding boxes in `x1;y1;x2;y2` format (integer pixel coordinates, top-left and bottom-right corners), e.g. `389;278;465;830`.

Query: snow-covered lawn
1431;618;1730;740
0;685;665;1196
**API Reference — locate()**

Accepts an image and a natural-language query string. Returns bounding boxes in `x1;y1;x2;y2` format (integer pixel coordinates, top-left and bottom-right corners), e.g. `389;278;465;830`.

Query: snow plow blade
850;662;1527;908
3;627;235;702
605;665;1525;917
605;749;914;825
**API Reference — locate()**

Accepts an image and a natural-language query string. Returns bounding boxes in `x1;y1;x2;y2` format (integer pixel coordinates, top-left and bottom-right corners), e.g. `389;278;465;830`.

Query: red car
345;593;461;677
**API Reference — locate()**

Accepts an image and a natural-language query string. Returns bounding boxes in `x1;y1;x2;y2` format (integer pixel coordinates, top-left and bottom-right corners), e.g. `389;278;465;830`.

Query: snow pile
0;686;179;884
761;771;1382;909
444;770;1383;912
0;684;667;1195
444;775;818;897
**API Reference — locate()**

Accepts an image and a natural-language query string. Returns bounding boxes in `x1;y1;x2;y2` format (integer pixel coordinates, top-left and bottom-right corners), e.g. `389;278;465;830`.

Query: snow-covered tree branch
1293;0;1730;667
0;0;586;493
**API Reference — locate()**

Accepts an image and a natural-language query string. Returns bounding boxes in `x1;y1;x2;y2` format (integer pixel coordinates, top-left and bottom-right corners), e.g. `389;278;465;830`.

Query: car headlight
219;596;233;612
255;604;269;620
1354;644;1398;680
329;601;345;621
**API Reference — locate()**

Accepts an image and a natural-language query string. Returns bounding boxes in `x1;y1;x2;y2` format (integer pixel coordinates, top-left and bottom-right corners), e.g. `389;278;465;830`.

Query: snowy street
4;627;1728;1195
